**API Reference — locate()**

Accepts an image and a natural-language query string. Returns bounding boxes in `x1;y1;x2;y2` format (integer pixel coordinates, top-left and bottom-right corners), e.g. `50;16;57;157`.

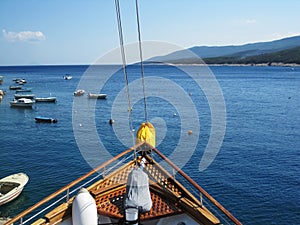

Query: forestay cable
114;0;135;146
135;0;148;121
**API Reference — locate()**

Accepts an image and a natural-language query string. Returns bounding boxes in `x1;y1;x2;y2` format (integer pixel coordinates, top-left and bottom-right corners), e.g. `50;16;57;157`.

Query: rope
135;0;148;121
114;0;136;149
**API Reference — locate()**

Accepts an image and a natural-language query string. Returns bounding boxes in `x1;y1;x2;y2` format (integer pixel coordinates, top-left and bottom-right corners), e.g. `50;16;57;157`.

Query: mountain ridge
150;35;300;65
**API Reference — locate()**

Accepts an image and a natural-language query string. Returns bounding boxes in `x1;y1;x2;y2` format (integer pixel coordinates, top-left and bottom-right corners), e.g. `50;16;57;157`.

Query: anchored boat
87;93;107;99
0;173;29;206
35;97;57;103
35;116;58;123
10;98;35;108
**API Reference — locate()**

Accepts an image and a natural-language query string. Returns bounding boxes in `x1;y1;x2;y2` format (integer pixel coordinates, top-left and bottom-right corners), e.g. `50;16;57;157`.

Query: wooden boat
4;141;241;225
87;93;107;99
0;90;6;96
14;93;35;99
10;98;35;108
35;97;57;103
0;90;4;102
35;116;58;123
0;173;29;206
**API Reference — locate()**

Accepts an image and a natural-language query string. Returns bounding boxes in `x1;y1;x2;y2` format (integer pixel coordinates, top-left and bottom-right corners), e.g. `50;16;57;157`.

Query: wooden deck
88;156;220;224
6;143;241;225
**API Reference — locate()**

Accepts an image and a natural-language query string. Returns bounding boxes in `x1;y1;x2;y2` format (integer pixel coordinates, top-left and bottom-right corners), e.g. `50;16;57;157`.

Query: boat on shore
87;93;107;99
35;116;58;123
35;96;57;103
0;173;29;206
10;98;35;108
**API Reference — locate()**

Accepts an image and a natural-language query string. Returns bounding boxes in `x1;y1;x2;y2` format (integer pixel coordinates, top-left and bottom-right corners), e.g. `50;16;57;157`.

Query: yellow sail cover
136;122;156;147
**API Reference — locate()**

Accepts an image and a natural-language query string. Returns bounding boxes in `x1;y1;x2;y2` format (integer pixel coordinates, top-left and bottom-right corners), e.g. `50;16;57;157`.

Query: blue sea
0;65;299;225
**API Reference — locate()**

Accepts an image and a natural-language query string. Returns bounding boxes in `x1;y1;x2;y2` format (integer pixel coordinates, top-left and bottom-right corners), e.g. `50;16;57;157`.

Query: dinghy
0;173;29;206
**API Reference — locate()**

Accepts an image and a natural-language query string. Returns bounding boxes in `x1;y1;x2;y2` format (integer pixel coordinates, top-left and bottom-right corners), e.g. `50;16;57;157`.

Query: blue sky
0;0;299;65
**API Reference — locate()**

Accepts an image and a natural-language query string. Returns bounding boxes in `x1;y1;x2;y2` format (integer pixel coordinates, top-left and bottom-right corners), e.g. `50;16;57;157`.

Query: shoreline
0;62;299;67
166;62;300;67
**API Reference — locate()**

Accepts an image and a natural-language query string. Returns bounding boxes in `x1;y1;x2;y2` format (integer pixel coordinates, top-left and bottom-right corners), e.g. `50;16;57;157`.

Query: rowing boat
0;173;29;206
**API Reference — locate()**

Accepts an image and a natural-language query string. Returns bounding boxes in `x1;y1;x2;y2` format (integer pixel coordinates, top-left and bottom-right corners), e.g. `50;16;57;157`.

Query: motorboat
0;173;29;206
35;116;58;123
14;94;35;99
74;89;85;96
10;98;35;108
87;93;107;99
63;75;72;80
35;97;57;103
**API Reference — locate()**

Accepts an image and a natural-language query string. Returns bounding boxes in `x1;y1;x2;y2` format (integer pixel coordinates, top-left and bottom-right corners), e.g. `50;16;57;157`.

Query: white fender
72;188;97;225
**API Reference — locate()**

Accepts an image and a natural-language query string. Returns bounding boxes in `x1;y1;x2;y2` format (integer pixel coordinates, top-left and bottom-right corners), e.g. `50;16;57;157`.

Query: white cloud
2;29;45;42
245;19;257;24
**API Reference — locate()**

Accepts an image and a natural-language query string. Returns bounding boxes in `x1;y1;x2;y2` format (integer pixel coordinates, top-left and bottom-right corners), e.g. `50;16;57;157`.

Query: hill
149;35;300;65
203;46;300;65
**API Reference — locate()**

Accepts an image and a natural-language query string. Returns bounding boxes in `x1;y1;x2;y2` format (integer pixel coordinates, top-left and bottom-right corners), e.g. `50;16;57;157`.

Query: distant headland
149;36;300;66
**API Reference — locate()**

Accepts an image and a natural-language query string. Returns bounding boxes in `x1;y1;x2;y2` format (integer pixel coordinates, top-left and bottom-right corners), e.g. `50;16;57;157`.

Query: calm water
0;65;299;225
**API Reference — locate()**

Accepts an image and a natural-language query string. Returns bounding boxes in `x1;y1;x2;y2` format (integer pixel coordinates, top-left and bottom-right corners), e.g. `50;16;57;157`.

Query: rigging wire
114;0;136;149
135;0;148;121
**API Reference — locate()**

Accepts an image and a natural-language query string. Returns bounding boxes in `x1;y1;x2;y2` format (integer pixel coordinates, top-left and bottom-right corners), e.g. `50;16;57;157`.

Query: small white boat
9;85;22;90
35;96;57;103
87;93;107;99
0;173;29;206
14;93;35;99
63;75;72;80
16;79;26;84
10;98;35;108
74;89;85;96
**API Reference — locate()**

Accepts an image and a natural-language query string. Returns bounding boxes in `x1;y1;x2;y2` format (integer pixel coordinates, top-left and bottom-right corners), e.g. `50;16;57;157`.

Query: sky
0;0;299;66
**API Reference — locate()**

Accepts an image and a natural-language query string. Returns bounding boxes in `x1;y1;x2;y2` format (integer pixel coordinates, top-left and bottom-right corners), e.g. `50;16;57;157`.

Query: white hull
10;102;34;107
0;173;29;206
10;98;35;108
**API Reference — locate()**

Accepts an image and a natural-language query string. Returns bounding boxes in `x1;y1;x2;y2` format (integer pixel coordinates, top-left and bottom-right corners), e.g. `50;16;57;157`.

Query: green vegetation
203;46;300;65
163;46;300;65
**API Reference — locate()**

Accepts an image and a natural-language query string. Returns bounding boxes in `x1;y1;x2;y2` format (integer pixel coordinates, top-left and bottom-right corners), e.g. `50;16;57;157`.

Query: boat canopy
125;166;152;213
